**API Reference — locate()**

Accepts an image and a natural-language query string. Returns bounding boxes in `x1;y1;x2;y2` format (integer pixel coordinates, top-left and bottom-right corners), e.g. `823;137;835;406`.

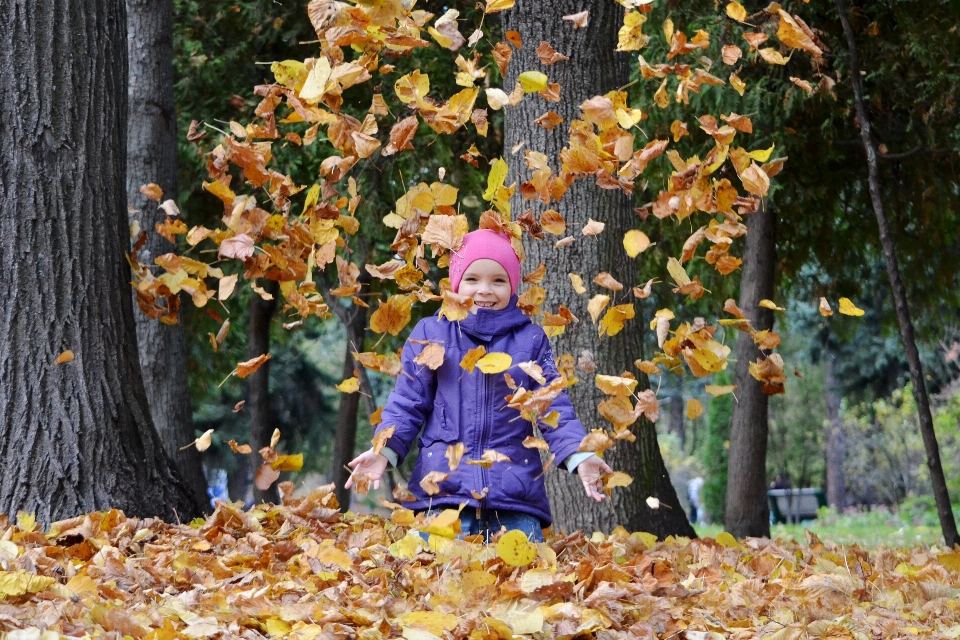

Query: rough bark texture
824;355;846;509
126;0;208;513
835;0;958;547
724;203;776;538
669;378;685;449
248;280;279;505
503;0;694;537
0;0;199;524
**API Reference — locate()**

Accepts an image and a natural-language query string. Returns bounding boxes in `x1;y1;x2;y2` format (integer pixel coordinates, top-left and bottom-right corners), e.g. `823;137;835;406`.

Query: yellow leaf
758;299;785;311
623;229;651;257
271;60;306;88
937;552;960;572
838;297;865;316
715;531;739;548
599;304;635;338
604;471;634;489
460;346;487;373
569;273;587;294
758;47;790;65
497;529;538;567
595;374;638;396
729;73;746;96
726;1;747;21
482;158;509;202
55;350;74;364
588;294;610;324
667;257;691;286
336;377;360;393
477;352;512;374
518;71;548;93
388;533;424;560
423;508;462;539
484;0;515;14
398;611;461;636
686;398;703;419
705;384;736;397
748;144;775;163
265;619;292;636
271;454;303;472
632;531;658;549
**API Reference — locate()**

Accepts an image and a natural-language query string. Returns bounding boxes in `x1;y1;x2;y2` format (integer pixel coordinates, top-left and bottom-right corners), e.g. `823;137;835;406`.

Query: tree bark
0;0;199;524
126;0;208;513
724;203;776;538
248;279;279;505
331;297;371;511
670;377;685;449
824;355;846;509
504;0;694;537
835;0;958;547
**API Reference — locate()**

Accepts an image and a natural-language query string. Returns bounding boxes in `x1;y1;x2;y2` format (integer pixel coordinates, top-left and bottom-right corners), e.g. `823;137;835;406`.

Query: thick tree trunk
504;0;694;537
331;299;371;511
836;0;958;547
0;0;199;524
824;355;846;509
126;0;208;513
248;279;279;505
724;203;776;538
670;377;685;449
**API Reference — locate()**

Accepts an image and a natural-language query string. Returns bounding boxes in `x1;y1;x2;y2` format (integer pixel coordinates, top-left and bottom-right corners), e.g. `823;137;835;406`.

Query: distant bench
768;488;826;524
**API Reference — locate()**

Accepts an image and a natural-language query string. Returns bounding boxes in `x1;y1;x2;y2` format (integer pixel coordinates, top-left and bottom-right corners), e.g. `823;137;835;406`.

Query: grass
693;507;951;549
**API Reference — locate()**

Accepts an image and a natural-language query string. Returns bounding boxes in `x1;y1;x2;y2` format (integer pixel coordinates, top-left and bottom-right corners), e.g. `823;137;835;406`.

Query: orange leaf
55;350;74;364
536;41;569;65
236;353;271;379
140;183;163;202
382;115;418;156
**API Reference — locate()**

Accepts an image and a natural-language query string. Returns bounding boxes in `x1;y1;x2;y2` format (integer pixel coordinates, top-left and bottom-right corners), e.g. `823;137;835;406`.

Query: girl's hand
577;456;614;502
345;449;389;492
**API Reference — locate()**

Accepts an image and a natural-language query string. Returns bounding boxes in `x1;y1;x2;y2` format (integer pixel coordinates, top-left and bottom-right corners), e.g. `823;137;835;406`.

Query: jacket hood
457;296;530;342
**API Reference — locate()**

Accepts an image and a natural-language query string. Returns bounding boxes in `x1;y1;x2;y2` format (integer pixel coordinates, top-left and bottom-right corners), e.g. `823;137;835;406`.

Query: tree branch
833;140;953;161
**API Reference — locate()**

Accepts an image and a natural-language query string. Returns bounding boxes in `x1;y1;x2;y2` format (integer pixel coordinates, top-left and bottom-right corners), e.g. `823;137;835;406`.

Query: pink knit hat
449;229;522;296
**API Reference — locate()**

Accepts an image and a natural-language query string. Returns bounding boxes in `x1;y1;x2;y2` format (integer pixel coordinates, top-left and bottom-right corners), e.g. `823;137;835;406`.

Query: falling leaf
578;431;614;454
623;230;651;257
140;183;163;202
271;454;304;472
535;111;564;130
588;295;610;324
219;234;255;260
725;1;747;21
595;374;639;396
604;471;634;491
497;530;538;566
413;343;445;370
569;273;587;294
819;297;833;316
460;345;487;373
270;428;281;448
232;401;246;414
790;76;814;95
219;274;238;300
562;10;590;28
370;295;413;335
255;464;280;491
581;218;605;236
646;497;661;509
445;443;466;471
55;350;74;364
523;436;549;450
777;10;822;56
236;353;271;379
518;71;548;93
758;48;789;65
371;425;395;455
382;115;419;156
484;0;515;14
687;399;703;419
477;352;512;374
722;44;743;65
505;30;523;49
838;297;865;316
541;209;566;235
419;471;449;496
336;377;360;393
758;299;785;311
536;41;569;64
729;73;746;95
705;384;737;397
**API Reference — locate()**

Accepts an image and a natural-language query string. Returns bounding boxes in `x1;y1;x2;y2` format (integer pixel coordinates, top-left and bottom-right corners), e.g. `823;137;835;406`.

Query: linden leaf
445;443;466;471
725;1;747;21
536;41;569;64
497;529;538;566
541;209;566;235
420;471;449;496
819;297;833;316
370;295;413;335
460;345;487;373
477;352;512;374
484;0;515;14
562;10;590;28
372;425;396;455
271;454;303;472
605;471;634;490
236;353;271;379
413;343;446;370
569;273;587;294
336;377;360;393
686;398;703;419
758;299;785;311
582;218;605;236
55;350;74;364
705;384;736;397
623;229;651;257
518;71;548;93
595;374;638;396
715;531;739;548
838;297;865;316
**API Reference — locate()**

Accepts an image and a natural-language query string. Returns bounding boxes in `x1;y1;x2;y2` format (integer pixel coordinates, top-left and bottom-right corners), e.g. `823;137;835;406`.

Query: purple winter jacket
375;298;587;526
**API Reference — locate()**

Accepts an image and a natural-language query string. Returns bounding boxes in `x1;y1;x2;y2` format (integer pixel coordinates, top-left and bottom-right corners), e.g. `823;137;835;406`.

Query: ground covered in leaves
3;484;960;640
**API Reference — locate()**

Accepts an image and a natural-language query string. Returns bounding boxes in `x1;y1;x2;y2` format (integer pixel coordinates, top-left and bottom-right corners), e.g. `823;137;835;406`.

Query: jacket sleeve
532;330;588;472
373;318;437;465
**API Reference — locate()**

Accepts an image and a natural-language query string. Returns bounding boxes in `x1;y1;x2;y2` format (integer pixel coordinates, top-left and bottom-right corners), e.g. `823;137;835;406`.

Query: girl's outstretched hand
577;456;614;502
345;449;389;492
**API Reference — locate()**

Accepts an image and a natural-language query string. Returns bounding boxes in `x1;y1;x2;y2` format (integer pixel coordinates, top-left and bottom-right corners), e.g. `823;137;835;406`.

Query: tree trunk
331;298;371;511
126;0;208;513
248;279;279;505
824;355;846;509
835;0;958;547
503;0;694;538
0;0;199;524
724;203;776;538
670;377;685;449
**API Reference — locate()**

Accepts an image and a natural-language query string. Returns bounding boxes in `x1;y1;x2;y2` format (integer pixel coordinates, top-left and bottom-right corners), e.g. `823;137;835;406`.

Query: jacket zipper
478;365;488;512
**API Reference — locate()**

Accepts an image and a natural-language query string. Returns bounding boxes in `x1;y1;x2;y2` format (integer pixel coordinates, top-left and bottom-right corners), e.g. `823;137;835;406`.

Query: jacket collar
456;296;530;341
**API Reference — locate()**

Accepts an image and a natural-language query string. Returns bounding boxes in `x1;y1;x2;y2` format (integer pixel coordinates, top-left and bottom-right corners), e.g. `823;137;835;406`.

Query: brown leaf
517;209;544;239
55;350;74;364
593;272;623;291
255;464;281;491
413;343;445;370
536;41;569;65
140;183;163;202
535;111;564;130
382;115;418;156
505;30;523;49
540;209;566;235
721;44;743;65
581;218;605;236
236;353;271;379
562;10;589;28
420;471;449;496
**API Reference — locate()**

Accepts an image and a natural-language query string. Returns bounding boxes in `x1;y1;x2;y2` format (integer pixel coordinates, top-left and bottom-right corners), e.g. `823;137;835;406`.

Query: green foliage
700;371;732;523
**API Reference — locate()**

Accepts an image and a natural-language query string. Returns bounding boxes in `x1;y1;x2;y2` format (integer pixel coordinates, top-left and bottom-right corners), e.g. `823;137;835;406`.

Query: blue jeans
421;508;543;543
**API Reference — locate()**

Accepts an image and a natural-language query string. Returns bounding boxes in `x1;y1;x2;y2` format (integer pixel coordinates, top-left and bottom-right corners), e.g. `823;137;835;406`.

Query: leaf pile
3;491;960;639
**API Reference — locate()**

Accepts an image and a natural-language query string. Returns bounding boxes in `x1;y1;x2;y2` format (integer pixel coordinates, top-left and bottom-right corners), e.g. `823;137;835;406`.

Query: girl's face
458;259;512;310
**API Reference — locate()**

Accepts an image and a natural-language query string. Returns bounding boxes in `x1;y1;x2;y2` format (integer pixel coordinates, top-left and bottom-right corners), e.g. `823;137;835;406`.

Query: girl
346;229;611;541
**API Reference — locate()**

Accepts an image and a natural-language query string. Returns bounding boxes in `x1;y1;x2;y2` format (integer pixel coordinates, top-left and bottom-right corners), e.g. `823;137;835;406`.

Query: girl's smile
457;258;512;311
